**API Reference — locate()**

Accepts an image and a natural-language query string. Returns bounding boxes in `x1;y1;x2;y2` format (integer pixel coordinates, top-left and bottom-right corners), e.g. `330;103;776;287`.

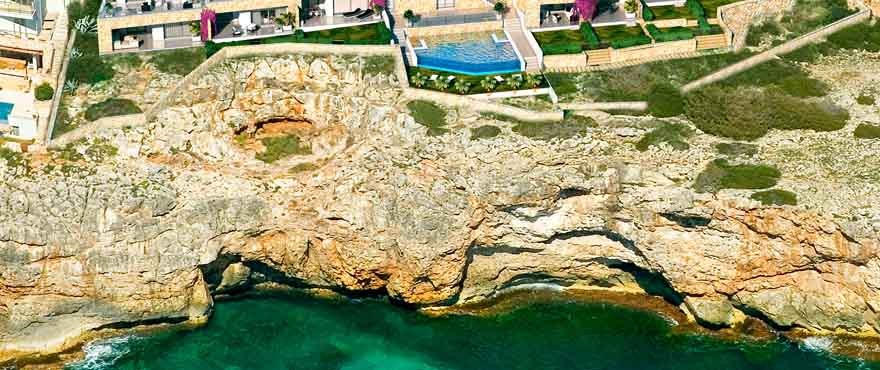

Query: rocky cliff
1;53;879;361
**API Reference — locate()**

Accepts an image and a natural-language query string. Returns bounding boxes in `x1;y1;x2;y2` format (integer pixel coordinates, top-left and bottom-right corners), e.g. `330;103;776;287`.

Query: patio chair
356;8;374;19
447;75;456;82
342;8;362;17
429;75;439;81
493;75;505;83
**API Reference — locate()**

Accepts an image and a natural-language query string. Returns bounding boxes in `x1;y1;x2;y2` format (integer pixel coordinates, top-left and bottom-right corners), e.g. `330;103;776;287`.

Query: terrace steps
696;34;728;50
586;49;612;65
503;14;541;73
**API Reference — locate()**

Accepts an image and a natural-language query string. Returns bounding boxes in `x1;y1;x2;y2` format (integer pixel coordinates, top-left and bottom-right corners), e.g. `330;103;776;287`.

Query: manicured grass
594;25;652;49
751;189;798;206
207;23;392;56
482;111;596;141
470;125;502;140
650;5;693;20
694;159;781;193
684;87;848;140
147;48;206;76
256;135;312;163
84;98;142;121
407;100;449;136
635;123;694;151
532;29;586;55
715;142;758;156
854;124;880;139
407;67;546;95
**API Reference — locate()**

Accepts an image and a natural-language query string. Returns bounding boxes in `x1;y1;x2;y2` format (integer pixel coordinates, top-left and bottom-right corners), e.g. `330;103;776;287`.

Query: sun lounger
342;8;362;17
429;74;439;81
494;76;505;83
356;8;374;19
447;75;456;81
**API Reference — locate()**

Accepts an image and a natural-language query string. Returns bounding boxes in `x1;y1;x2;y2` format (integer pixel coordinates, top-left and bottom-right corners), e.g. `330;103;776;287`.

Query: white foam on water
800;336;834;353
66;335;137;370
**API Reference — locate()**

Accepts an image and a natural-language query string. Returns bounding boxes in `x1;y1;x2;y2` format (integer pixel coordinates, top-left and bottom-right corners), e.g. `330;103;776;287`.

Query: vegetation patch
854;124;880;139
750;189;798;206
694;159;781;193
647;83;685;117
470;125;502;140
856;95;876;105
257;135;312;163
84;98;142;122
635;123;694;151
684;87;848;140
650;5;693;20
594;25;652;49
0;147;29;173
715;142;758;156
206;23;393;56
289;163;319;173
483;111;595;141
407;100;449;136
408;67;545;95
363;55;397;76
35;83;54;101
148;48;206;76
745;0;857;49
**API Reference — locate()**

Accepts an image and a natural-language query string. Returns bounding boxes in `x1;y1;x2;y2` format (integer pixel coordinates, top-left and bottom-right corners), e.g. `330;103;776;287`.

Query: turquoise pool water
65;294;880;370
415;32;522;76
0;102;13;124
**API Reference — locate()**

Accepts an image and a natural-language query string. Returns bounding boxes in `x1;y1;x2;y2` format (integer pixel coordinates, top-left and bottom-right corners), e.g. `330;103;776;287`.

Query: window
437;0;454;9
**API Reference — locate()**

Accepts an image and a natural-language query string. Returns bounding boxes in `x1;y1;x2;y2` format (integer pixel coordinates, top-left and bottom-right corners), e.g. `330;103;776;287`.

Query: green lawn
650;5;693;20
594;25;652;49
532;29;585;54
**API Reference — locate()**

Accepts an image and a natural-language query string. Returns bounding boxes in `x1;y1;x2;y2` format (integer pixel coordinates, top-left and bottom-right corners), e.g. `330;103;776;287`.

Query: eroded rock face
1;54;879;359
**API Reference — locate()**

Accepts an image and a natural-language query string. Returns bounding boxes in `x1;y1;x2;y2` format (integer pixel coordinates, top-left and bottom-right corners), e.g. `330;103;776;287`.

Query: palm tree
454;79;471;94
411;73;428;88
480;77;497;92
494;1;506;26
506;75;523;90
432;78;450;91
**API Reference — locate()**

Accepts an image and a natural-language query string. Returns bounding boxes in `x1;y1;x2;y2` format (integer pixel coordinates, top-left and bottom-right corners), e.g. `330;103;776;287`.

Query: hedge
641;0;655;21
647;25;695;42
686;0;705;18
580;22;601;50
611;34;652;49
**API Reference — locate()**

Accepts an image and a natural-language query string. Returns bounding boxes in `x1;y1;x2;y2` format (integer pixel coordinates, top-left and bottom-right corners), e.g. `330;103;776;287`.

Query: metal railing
98;0;236;18
0;0;35;16
410;10;496;28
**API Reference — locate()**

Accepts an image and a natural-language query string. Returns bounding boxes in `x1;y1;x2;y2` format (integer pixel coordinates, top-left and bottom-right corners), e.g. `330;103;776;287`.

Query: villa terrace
408;8;497;28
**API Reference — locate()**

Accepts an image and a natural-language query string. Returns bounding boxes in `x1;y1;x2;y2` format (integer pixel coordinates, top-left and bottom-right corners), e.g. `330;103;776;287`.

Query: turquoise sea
67;293;880;370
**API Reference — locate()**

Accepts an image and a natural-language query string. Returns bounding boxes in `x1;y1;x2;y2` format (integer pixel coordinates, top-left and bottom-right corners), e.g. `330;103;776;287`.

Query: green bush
647;25;695;43
684;87;848;140
686;0;705;18
34;83;54;101
84;98;142;121
697;16;711;33
856;95;876;105
694;159;781;193
635;122;694;151
407;100;449;136
641;0;655;21
854;124;880;139
751;189;797;206
715;142;758;156
775;75;828;98
610;34;652;49
256;135;312;163
580;22;601;50
66;33;115;85
647;83;685;117
471;125;502;140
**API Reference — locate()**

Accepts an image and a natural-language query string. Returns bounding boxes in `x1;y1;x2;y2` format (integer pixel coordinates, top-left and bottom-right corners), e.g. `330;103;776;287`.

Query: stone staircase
502;14;541;73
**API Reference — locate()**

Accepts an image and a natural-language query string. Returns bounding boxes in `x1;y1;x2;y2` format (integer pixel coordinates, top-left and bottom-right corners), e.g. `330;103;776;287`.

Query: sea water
66;294;880;370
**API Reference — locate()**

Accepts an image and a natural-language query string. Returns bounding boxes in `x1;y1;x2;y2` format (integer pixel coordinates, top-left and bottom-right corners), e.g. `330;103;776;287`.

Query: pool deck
0;90;38;139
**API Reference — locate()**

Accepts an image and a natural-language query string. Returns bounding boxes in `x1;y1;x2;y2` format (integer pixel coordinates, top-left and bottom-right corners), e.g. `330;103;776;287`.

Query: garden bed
206;23;393;56
650;5;693;20
533;23;651;54
594;25;652;49
407;67;548;95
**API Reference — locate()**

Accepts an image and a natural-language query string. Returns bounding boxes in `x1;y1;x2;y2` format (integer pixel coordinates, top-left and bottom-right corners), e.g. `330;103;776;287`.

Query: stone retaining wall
543;38;702;71
403;88;564;122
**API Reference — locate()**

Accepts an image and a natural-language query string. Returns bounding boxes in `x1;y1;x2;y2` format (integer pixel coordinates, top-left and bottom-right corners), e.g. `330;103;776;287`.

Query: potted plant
190;21;201;42
624;0;638;19
403;9;416;27
275;12;295;32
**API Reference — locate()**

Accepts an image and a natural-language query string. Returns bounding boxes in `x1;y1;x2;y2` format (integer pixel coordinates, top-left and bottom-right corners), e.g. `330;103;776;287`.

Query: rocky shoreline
2;52;879;364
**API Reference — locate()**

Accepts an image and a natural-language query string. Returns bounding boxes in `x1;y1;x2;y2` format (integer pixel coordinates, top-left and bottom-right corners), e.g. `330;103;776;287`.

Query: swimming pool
0;102;13;124
414;32;523;76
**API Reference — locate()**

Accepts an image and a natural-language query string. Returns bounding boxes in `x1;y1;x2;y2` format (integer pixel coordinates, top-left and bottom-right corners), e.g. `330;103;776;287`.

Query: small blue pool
0;102;13;124
414;32;522;76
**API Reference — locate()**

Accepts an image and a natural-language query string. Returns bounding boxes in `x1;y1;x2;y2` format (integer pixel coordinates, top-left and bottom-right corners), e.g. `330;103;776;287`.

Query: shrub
686;0;705;18
580;22;601;49
647;83;685;117
471;125;502;140
84;98;142;121
256;135;312;163
854;124;880;139
684;87;848;140
776;75;827;98
289;163;319;173
66;33;115;85
149;48;206;76
407;100;449;136
697;16;711;33
635;123;694;151
35;83;54;101
647;25;695;43
715;142;758;156
694;159;781;193
542;42;584;55
751;189;797;206
641;0;655;21
484;111;595;141
610;34;652;49
856;95;876;105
